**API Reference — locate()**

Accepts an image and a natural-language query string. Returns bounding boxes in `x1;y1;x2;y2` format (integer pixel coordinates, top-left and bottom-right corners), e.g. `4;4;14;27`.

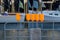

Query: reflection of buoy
35;14;39;22
39;14;44;22
26;14;31;21
31;14;36;22
16;13;21;21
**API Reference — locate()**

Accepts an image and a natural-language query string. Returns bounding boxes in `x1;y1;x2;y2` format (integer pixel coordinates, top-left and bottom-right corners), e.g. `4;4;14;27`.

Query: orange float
31;14;36;22
26;14;31;21
16;13;21;21
39;14;44;22
35;14;39;22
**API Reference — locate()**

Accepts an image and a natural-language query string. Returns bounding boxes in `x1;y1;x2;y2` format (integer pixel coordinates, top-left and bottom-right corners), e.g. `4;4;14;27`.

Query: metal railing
0;22;60;40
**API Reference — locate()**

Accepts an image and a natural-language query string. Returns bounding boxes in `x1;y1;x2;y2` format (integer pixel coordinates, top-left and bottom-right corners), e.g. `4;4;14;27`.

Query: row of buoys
16;13;44;22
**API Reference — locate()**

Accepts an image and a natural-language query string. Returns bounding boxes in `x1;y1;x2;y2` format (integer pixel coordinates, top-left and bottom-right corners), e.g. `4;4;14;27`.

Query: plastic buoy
35;14;39;22
26;14;31;21
16;13;21;21
31;14;36;22
39;14;44;22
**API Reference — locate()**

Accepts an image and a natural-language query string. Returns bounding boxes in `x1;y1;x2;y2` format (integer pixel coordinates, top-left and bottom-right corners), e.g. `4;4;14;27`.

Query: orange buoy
35;14;39;22
31;14;36;22
26;14;31;21
16;13;21;21
39;14;44;22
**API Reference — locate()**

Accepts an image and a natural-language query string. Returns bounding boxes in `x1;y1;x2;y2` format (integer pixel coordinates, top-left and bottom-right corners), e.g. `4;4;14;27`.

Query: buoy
26;14;31;21
35;14;39;22
31;14;36;22
16;13;21;21
39;14;44;22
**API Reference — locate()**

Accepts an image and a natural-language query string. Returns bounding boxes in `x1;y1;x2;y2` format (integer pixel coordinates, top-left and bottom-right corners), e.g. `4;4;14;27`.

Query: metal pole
26;0;28;13
39;0;42;13
24;0;28;13
32;0;33;14
11;0;14;12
